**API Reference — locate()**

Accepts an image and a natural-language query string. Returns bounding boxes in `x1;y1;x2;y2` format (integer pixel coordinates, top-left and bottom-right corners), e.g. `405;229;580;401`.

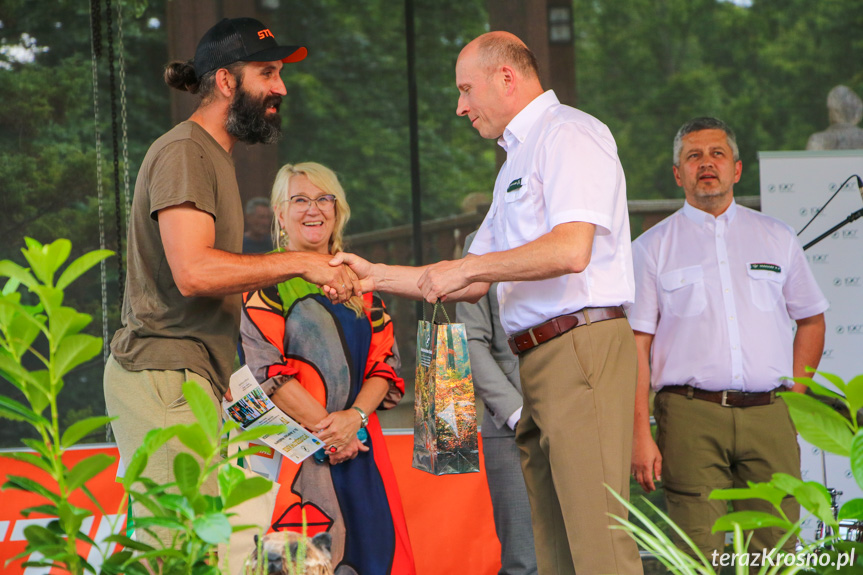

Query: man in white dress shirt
629;117;828;556
334;31;642;575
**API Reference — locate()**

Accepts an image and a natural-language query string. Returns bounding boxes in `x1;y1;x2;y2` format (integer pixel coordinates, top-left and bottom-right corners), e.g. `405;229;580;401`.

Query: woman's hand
328;436;369;465
315;409;362;450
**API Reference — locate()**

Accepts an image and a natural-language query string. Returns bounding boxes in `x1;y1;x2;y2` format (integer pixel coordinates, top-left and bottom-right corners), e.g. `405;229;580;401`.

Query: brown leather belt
507;306;626;355
660;385;778;407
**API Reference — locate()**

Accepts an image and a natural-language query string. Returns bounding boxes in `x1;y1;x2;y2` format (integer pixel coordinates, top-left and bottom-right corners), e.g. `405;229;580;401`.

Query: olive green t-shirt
110;121;242;396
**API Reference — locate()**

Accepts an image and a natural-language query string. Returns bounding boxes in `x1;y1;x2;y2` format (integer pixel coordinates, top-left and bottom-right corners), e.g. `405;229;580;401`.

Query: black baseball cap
193;17;307;80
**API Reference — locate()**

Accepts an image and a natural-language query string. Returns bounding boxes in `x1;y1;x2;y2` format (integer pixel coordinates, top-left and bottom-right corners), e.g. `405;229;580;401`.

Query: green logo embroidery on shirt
750;263;781;273
506;178;523;192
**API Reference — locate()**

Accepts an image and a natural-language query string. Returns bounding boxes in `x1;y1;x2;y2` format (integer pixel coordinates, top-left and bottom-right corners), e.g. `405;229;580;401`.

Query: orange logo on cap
258;29;274;40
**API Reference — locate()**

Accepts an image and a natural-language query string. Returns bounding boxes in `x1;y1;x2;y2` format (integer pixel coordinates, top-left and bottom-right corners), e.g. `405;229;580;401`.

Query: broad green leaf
1;451;53;473
847;375;863;416
56;249;113;290
55;500;91;535
817;370;848;394
22;523;64;546
192;492;216;516
0;260;37;289
21;504;58;517
769;472;804;495
0;290;21;327
221;419;240;436
66;454;114;491
183;381;219;440
31;285;64;318
787;376;847;402
780;391;853;455
192;513;232;544
218;463;245;500
851;432;863;489
1;276;21;296
839;499;863;520
709;482;787;510
134;516;186;530
6;308;44;359
48;306;91;345
53;334;102;379
226;425;287;446
100;550;147;575
225;476;272;509
21;438;52;459
0;348;36;392
792;482;836;526
173;452;201;497
102;534;154;552
22;238;71;287
141;425;183;454
27;370;52;415
0;395;48;426
3;475;61;504
176;425;213;460
122;452;149;490
221;445;274;469
127;489;169;518
61;416;115;447
712;510;793;533
156;493;195;518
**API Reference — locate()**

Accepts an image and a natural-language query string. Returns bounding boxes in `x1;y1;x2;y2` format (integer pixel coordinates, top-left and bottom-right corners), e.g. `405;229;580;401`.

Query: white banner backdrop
759;150;863;539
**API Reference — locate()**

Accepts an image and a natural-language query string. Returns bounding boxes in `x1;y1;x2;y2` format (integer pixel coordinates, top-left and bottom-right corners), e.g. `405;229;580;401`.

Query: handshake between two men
321;251;486;305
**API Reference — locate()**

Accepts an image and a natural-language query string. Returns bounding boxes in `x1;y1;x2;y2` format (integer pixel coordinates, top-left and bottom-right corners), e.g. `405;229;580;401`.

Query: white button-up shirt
468;90;635;335
629;200;829;392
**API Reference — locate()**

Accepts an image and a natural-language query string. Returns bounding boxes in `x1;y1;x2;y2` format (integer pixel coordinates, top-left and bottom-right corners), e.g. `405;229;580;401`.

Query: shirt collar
682;198;738;225
499;90;559;152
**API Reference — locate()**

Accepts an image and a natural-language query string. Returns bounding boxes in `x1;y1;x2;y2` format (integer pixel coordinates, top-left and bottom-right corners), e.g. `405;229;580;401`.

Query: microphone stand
802;207;863;251
801;202;863;541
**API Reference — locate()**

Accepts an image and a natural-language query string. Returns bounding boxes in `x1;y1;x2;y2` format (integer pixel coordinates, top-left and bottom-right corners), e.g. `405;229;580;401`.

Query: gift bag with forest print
412;302;479;475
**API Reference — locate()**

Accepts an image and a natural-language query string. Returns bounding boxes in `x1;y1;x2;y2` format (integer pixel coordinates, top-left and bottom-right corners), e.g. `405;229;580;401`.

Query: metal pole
405;0;423;317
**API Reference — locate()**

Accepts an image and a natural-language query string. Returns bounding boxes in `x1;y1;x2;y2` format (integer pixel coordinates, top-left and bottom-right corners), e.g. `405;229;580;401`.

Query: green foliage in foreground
614;371;863;574
0;239;281;574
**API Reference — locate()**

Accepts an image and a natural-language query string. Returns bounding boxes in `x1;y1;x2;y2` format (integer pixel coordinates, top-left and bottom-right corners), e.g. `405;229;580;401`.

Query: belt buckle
720;390;730;407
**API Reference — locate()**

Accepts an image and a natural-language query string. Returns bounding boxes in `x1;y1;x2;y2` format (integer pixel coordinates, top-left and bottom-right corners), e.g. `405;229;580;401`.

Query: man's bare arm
159;203;360;300
333;221;595;304
790;313;826;392
418;221;595;302
631;330;662;492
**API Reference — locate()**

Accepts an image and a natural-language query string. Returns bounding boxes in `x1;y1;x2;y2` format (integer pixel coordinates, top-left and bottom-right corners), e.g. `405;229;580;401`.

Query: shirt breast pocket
660;265;707;317
502;182;539;244
747;266;785;311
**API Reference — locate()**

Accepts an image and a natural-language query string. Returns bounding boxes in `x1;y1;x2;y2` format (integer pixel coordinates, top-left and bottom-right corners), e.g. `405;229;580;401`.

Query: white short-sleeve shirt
628;200;829;392
468;91;635;335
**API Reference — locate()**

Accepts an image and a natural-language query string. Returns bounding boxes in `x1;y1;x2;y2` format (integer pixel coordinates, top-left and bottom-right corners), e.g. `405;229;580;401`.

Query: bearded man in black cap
104;18;360;540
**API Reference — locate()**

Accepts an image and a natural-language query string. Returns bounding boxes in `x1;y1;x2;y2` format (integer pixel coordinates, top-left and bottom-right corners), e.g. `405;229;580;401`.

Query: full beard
225;85;282;145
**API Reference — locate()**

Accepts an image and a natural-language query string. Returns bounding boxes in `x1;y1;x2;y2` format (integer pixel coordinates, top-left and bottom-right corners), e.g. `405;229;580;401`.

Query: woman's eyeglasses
285;194;337;212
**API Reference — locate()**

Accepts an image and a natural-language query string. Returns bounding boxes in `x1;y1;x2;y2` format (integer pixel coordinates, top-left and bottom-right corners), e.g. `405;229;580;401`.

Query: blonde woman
240;163;415;575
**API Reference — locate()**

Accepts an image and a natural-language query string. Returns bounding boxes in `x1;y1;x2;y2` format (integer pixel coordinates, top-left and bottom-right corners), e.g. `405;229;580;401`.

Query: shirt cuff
506;407;523;431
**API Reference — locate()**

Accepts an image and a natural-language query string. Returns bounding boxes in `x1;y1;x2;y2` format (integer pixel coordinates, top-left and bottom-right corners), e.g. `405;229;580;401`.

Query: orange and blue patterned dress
240;278;416;575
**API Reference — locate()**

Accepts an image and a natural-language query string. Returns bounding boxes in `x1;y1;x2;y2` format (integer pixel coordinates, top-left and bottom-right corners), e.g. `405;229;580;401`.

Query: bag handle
422;299;451;325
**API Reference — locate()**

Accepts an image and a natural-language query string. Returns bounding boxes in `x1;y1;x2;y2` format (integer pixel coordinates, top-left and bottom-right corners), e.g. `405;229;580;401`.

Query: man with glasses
104;18;358;543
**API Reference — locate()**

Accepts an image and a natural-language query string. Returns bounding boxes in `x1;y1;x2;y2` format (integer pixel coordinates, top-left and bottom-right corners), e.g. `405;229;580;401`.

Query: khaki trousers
654;391;800;557
103;355;222;545
516;317;643;575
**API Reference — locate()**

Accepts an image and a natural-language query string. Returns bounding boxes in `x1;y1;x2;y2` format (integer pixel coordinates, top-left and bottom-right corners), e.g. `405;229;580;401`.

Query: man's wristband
352;405;369;428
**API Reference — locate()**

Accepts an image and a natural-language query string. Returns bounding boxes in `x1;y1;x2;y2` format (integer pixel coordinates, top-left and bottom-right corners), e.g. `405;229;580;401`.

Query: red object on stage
0;434;502;575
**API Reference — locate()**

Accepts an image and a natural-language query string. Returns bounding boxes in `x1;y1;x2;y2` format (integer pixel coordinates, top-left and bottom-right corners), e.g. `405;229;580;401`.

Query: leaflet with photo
223;365;324;464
